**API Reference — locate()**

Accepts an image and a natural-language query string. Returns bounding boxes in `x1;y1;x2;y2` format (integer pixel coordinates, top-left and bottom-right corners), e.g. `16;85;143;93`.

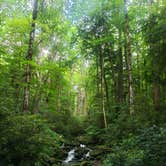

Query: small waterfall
63;149;75;163
63;144;92;165
85;151;90;158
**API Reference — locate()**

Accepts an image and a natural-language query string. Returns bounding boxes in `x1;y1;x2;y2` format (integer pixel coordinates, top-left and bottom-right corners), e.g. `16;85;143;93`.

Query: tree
144;0;166;111
123;0;134;114
23;0;38;112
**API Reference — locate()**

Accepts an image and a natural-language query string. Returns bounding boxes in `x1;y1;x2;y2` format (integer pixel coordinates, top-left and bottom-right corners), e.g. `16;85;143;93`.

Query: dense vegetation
0;0;165;165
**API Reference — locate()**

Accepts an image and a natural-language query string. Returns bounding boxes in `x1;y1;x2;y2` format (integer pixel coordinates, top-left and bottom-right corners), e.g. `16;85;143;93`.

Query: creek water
63;149;75;163
62;144;91;165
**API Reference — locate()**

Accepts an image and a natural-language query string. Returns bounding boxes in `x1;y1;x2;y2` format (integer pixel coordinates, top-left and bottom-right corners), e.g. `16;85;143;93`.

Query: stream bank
60;143;111;166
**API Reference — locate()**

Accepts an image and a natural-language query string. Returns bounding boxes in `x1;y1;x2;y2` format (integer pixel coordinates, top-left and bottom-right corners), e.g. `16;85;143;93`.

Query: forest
0;0;166;165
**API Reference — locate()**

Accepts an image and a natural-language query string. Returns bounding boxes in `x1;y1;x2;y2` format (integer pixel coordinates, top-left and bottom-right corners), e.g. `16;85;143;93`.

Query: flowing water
62;144;91;165
63;149;75;164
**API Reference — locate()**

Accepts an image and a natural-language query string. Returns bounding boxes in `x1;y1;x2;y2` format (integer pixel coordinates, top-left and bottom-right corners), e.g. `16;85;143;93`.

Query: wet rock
75;147;89;160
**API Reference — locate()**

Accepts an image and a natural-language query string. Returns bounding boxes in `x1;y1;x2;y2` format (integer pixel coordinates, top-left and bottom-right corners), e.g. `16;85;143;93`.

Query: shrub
0;113;62;166
43;110;84;139
103;125;166;166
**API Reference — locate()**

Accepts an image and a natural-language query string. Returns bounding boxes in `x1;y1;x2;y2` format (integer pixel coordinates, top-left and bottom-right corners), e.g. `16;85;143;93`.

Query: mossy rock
91;145;111;159
54;149;68;160
91;150;103;159
76;135;93;145
80;161;93;166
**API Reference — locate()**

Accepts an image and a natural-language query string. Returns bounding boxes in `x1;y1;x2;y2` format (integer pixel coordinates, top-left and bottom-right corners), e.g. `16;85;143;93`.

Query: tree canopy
0;0;166;165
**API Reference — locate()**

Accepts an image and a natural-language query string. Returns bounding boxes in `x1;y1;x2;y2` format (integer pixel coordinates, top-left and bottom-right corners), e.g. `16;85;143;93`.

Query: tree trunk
149;0;160;111
108;51;117;104
124;0;134;114
100;49;108;129
103;67;110;110
117;30;124;104
153;82;160;111
96;54;100;94
23;0;38;112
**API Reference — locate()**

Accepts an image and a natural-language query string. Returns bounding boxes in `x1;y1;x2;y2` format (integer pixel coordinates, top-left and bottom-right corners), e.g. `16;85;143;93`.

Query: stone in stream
75;147;89;160
62;144;93;165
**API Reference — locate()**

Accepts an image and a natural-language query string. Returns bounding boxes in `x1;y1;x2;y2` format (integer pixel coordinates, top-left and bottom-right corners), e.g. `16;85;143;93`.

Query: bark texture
23;0;38;112
124;0;134;114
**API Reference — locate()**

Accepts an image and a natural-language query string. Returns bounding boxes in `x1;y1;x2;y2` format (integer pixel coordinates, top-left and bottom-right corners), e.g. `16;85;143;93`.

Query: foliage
103;125;166;166
0;0;166;165
0;112;62;166
43;110;84;139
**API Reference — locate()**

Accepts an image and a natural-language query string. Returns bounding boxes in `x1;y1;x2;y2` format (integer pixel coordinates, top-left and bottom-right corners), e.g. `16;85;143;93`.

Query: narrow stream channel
63;149;75;164
62;144;91;165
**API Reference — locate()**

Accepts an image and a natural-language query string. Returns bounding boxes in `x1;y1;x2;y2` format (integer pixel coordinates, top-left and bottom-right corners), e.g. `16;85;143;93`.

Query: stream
62;144;92;165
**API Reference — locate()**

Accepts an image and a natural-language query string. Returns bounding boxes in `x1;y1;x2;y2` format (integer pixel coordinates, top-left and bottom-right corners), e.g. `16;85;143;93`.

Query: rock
80;161;93;166
76;135;93;145
75;147;89;160
90;145;111;160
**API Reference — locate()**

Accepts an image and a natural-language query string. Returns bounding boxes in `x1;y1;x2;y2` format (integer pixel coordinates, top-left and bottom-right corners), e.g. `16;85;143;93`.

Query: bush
43;110;84;139
0;113;62;166
137;125;166;166
103;125;166;166
84;125;105;144
104;112;141;145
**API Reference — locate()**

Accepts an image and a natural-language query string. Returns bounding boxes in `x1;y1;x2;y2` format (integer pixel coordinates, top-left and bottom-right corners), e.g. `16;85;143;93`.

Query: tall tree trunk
108;51;116;104
149;0;160;111
99;49;108;129
23;0;38;112
96;54;100;94
153;81;160;111
124;0;134;114
103;67;110;110
117;30;124;104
